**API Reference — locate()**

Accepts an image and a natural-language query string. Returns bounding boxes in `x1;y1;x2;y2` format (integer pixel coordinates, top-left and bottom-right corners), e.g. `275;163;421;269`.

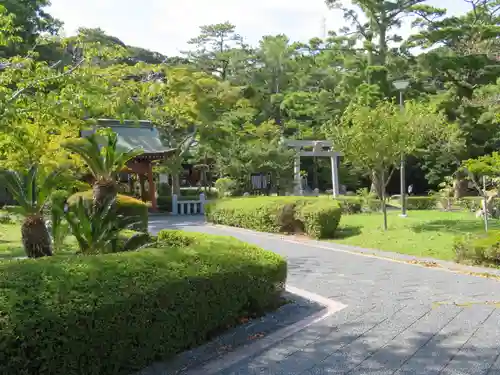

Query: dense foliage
0;231;286;375
206;197;342;239
0;0;497;201
455;230;500;266
68;191;148;232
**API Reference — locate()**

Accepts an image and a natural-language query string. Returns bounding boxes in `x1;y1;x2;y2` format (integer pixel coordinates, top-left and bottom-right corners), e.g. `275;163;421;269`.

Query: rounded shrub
0;232;287;375
205;197;342;239
68;190;148;231
295;200;342;239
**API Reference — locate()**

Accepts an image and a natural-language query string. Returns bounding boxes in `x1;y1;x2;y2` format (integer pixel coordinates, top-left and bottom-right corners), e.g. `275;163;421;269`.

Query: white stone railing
172;193;207;216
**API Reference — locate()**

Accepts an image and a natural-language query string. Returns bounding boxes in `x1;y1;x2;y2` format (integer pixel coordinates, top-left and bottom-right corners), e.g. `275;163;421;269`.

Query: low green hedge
406;196;437;210
456;196;484;212
205;197;342;239
335;196;363;214
0;231;286;375
68;190;148;231
454;230;500;266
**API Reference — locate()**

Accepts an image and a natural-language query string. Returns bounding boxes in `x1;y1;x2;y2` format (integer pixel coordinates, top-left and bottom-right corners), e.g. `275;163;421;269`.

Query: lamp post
393;79;410;217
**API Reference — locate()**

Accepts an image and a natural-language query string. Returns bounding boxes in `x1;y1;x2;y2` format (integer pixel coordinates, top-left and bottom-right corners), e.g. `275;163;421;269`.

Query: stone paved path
149;217;500;375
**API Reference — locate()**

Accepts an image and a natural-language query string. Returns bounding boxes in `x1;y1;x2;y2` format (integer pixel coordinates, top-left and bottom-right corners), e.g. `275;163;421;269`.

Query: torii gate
283;140;342;198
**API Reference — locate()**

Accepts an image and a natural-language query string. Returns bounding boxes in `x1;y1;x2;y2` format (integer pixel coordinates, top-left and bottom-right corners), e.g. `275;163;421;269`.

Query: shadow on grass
412;219;493;235
335;226;362;239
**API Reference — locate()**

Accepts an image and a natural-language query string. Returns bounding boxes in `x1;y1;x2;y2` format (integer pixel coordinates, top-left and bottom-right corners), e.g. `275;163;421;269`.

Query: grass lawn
0;223;26;259
333;210;500;261
0;222;78;259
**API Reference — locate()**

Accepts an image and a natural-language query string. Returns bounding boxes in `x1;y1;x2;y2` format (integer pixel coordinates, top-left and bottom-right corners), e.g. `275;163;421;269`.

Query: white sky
47;0;471;56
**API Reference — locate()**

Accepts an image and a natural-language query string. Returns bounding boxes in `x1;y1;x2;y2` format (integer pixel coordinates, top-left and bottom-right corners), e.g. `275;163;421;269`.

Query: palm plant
62;195;151;254
62;131;143;210
0;166;64;258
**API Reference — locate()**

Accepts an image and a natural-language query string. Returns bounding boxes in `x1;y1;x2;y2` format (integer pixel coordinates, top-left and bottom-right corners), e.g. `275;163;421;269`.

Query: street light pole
393;79;410;218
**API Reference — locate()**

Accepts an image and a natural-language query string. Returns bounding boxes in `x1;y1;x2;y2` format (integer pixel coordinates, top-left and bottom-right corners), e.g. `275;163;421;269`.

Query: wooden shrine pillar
147;162;158;212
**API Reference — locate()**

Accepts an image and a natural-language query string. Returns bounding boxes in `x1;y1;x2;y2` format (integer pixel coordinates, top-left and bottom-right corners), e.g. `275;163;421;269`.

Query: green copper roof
81;119;176;156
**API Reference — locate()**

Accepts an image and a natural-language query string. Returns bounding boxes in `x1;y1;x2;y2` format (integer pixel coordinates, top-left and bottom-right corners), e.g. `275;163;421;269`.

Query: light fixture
393;79;410;90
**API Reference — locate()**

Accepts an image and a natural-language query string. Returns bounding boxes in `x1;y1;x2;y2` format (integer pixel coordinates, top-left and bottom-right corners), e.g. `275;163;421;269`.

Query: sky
47;0;471;56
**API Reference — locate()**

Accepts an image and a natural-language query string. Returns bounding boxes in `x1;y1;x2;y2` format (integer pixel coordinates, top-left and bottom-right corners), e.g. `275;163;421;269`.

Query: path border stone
135;286;346;375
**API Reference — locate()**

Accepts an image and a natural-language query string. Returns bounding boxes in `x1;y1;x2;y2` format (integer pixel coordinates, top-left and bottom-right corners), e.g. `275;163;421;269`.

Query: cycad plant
63;195;151;255
62;131;143;210
0;166;63;258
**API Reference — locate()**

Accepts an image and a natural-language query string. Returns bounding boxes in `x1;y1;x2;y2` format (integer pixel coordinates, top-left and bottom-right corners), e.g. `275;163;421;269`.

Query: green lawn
333;210;499;261
0;222;79;259
0;223;26;259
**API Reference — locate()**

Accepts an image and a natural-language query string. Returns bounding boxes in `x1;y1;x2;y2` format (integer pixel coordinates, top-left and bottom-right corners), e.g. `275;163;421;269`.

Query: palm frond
114;148;144;170
37;168;66;213
0;170;30;213
62;136;106;178
64;132;144;181
25;166;37;208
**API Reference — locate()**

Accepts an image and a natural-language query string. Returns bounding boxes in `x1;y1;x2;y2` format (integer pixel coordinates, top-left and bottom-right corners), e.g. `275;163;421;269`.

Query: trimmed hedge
68;190;148;231
0;231;286;375
335;196;363;214
454;230;500;266
405;196;437;210
456;196;483;212
205;197;342;239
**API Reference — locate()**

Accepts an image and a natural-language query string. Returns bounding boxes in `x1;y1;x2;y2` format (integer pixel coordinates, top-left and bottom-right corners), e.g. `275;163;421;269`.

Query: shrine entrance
81;119;176;212
283;140;342;197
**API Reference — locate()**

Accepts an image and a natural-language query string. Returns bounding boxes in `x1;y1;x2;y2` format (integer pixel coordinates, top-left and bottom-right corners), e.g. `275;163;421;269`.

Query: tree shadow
218;305;500;375
412;219;493;235
335;226;362;239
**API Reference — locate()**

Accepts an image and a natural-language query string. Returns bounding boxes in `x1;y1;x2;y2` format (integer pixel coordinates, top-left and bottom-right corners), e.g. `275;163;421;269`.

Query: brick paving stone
148;217;500;375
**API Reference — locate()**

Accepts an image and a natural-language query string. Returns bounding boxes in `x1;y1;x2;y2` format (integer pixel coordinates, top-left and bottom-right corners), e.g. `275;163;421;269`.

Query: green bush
456;196;483;212
406;196;437;210
0;213;14;224
158;182;170;196
454;230;500;266
50;189;70;207
355;188;381;212
157;229;196;247
335;196;363;214
0;232;286;375
214;177;236;198
157;195;172;212
68;191;148;231
206;197;342;239
295;200;342;239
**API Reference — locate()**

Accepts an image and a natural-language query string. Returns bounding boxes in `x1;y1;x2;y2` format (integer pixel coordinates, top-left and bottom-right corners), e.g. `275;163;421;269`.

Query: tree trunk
171;173;181;196
453;176;468;199
379;169;388;231
92;179;117;212
370;170;383;199
21;215;52;258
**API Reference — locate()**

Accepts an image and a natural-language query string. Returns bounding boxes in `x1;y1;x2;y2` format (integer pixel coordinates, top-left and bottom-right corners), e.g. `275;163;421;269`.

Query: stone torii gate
283;140;342;198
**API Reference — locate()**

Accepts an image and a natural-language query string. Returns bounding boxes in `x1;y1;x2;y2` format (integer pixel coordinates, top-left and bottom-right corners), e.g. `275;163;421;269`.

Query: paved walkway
149;217;500;375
